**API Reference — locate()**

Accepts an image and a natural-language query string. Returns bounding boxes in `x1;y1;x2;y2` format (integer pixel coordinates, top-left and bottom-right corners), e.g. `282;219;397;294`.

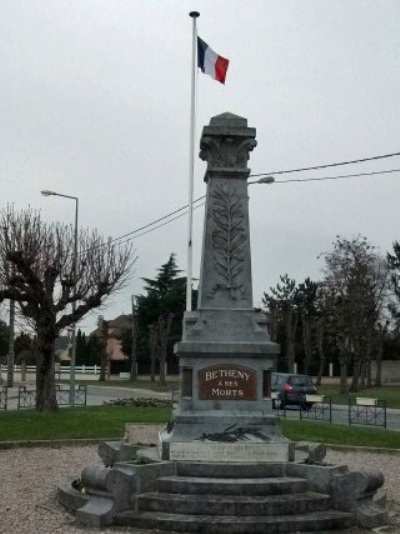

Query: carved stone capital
199;112;257;173
200;136;257;169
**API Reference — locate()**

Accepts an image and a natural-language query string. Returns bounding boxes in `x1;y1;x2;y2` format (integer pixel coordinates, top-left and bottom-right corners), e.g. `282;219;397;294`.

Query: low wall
370;360;400;384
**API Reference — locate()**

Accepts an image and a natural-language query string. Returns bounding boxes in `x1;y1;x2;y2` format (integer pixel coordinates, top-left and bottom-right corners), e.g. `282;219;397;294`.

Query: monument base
159;410;293;462
165;441;290;462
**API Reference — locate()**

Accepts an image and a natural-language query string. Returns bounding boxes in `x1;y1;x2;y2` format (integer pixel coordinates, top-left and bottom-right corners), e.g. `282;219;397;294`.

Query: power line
250;151;400;178
258;168;400;185
86;163;400;315
89;153;400;251
71;152;400;257
108;200;205;249
74;159;400;257
72;197;206;259
107;167;400;248
107;196;205;246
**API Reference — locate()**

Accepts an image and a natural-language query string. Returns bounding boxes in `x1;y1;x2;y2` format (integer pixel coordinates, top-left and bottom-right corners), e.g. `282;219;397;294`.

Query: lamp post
41;189;78;406
7;250;15;388
250;175;276;185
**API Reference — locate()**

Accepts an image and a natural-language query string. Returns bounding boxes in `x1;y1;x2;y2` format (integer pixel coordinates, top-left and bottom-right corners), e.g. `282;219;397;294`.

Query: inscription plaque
198;364;256;400
169;442;290;462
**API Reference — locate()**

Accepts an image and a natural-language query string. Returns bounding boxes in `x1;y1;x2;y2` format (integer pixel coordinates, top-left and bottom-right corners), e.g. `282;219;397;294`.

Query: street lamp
251;175;276;185
41;189;79;407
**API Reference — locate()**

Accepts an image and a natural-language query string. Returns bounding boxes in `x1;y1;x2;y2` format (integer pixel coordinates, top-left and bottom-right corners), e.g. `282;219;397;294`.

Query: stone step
176;461;285;479
115;510;354;533
157;475;308;496
138;490;332;516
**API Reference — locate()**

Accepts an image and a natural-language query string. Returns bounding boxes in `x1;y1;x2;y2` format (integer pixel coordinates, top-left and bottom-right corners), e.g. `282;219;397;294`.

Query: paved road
85;384;171;405
2;382;171;410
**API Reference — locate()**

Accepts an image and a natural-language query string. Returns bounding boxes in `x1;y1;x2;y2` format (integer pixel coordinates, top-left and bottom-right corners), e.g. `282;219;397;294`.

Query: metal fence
271;392;286;417
273;394;387;428
55;384;87;406
18;386;36;409
0;387;7;410
272;394;332;421
348;397;387;428
17;384;87;409
300;395;332;422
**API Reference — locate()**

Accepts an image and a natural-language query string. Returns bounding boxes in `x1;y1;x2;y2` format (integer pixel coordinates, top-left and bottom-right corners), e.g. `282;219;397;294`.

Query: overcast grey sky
2;1;400;333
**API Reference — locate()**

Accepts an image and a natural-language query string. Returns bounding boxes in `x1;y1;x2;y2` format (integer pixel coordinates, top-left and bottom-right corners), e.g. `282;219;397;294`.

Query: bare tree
0;206;136;411
321;236;389;393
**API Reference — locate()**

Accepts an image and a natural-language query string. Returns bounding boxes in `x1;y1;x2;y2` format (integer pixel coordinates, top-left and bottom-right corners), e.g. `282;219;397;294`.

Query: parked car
271;372;317;410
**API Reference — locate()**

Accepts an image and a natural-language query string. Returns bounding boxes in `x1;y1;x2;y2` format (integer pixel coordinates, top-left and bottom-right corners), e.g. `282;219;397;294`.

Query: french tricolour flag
197;37;229;84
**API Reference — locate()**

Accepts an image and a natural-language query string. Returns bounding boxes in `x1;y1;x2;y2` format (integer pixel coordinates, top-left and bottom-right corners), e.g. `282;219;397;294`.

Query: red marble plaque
198;364;257;401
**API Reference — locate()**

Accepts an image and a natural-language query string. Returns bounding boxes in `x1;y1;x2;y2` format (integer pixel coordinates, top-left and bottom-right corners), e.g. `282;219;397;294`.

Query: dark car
271;372;317;410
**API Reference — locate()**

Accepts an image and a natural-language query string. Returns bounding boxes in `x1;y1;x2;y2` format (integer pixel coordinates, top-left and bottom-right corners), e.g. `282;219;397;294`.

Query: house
14;335;71;366
89;314;132;373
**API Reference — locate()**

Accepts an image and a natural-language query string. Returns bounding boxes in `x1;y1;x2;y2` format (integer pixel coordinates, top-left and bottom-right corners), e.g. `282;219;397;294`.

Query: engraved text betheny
198;364;257;401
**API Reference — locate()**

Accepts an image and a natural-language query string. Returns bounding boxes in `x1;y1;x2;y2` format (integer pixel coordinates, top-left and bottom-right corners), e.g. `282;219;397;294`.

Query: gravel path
0;444;399;533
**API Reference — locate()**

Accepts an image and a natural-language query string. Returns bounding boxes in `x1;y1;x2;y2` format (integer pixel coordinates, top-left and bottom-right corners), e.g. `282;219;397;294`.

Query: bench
305;394;325;403
349;397;386;428
355;397;378;406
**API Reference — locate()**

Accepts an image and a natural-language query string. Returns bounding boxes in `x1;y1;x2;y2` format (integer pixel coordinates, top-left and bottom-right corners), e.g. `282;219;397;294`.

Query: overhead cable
109;167;400;247
250;151;400;178
250;168;400;185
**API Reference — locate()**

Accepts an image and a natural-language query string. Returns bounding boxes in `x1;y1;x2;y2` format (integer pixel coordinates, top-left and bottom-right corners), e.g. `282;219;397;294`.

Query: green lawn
280;419;400;449
318;384;400;408
0;405;171;442
1;405;399;449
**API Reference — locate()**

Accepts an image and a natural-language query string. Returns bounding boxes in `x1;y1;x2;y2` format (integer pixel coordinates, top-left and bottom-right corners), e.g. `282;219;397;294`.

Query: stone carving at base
169;442;290;462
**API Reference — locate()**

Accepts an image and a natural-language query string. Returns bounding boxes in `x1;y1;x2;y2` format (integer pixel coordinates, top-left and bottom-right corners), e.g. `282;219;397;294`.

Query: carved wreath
209;183;247;300
197;424;270;443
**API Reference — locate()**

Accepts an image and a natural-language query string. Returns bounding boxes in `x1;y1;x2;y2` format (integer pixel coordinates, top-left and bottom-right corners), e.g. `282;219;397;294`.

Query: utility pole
158;314;173;386
129;295;138;381
148;324;157;383
41;190;78;405
98;315;109;382
7;298;15;388
7;228;15;388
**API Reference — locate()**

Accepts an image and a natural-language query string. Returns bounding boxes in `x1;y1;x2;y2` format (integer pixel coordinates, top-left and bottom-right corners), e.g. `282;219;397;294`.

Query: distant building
89;314;131;371
54;335;72;363
15;335;72;365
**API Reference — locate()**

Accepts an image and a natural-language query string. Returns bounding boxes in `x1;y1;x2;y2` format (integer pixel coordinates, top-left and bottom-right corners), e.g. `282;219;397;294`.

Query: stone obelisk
160;112;290;462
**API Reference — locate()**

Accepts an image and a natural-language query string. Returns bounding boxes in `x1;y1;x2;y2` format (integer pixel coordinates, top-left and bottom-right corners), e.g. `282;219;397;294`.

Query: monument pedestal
160;113;285;461
161;338;291;462
161;413;292;463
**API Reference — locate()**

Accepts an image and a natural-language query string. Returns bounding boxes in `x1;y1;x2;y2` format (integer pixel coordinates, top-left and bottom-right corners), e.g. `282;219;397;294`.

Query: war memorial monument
58;113;388;532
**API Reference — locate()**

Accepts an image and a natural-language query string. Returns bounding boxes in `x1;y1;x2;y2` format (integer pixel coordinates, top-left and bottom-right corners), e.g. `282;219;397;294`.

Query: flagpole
186;11;199;312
